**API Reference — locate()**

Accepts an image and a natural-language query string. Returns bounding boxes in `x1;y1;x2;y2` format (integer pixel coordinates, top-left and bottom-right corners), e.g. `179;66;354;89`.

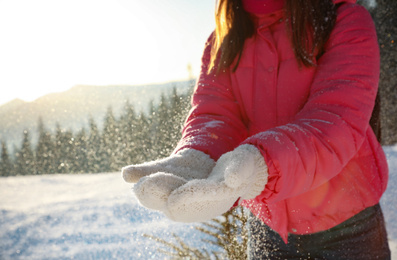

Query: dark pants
248;204;391;259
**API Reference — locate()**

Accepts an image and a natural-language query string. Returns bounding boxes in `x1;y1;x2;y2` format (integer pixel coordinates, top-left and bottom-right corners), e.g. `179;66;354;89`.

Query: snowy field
1;145;396;259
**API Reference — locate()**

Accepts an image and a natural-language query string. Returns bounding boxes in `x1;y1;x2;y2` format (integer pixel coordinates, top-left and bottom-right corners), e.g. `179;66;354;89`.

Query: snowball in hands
166;144;268;222
122;149;215;212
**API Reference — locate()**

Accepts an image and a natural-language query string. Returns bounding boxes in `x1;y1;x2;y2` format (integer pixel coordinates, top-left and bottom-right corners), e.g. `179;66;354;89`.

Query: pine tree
150;91;188;159
148;96;165;159
14;130;36;175
119;101;138;164
64;129;77;173
135;112;153;163
73;128;89;173
53;124;75;173
86;116;102;173
102;107;121;171
145;207;249;259
118;100;154;165
158;93;174;157
146;100;158;160
0;141;13;176
169;87;192;145
35;117;56;174
53;124;63;173
198;207;249;259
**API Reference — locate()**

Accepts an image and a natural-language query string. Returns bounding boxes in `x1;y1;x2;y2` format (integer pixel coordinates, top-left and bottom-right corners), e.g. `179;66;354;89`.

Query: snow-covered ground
1;145;396;259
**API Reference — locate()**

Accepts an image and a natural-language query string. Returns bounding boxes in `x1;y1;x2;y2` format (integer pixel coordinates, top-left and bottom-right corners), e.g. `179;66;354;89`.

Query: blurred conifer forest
0;87;193;176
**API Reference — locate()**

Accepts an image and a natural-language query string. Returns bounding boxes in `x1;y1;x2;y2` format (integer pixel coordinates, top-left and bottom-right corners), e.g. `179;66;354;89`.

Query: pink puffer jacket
174;0;388;242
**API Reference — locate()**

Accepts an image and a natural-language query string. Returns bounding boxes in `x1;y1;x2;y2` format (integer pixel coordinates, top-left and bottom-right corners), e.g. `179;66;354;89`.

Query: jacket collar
242;0;284;15
251;9;284;29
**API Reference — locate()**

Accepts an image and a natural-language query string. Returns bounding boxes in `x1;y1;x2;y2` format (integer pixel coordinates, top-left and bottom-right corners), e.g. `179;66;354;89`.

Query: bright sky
0;0;215;105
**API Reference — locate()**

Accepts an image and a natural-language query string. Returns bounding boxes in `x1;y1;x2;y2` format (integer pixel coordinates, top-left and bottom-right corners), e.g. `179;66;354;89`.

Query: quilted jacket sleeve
243;4;380;202
173;35;249;160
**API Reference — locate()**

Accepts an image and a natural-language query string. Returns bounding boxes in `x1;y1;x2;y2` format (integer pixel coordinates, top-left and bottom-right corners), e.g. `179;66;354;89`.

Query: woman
122;0;390;258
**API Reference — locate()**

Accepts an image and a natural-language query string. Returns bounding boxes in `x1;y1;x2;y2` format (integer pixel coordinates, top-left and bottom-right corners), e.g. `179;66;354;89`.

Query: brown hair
209;0;338;73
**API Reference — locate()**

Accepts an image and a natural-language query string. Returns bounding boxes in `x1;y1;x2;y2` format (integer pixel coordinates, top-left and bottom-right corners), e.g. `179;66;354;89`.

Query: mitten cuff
239;145;269;200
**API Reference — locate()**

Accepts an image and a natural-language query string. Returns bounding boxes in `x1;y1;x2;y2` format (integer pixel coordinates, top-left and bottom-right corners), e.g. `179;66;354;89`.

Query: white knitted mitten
122;149;215;183
122;149;215;212
165;144;268;222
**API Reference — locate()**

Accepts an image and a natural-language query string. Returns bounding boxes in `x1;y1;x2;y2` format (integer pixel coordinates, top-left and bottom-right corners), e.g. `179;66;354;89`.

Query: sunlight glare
0;0;212;105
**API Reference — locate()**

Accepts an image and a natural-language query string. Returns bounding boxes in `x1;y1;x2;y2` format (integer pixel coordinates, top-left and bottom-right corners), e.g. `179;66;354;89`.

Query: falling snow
0;144;396;259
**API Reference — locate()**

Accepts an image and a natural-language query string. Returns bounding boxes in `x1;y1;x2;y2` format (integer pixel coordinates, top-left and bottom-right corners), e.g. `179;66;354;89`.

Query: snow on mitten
133;172;187;212
122;149;215;183
122;149;215;212
165;144;268;222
